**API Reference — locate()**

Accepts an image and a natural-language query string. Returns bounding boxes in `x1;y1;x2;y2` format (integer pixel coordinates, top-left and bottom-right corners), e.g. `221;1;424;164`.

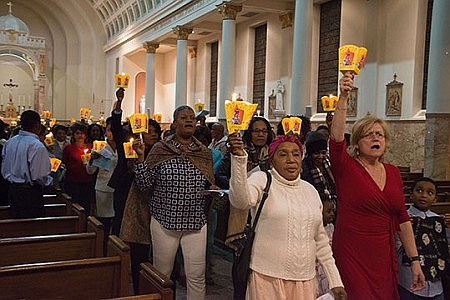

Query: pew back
138;262;174;300
0;235;130;299
0;216;103;266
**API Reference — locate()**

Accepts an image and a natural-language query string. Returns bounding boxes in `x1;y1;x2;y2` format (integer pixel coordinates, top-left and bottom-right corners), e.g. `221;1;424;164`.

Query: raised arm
330;71;354;142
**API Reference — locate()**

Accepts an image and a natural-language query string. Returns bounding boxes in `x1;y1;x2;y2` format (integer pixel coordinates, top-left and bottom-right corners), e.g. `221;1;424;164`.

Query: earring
356;148;360;156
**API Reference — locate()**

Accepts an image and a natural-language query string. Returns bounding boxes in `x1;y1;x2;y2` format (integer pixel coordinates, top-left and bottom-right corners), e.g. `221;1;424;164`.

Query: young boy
397;177;449;299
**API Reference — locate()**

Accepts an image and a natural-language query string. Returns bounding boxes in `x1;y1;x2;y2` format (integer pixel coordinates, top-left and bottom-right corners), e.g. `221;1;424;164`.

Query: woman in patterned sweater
132;105;215;300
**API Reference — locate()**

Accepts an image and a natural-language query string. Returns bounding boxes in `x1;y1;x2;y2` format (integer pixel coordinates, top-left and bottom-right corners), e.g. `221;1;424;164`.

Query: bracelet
409;256;420;262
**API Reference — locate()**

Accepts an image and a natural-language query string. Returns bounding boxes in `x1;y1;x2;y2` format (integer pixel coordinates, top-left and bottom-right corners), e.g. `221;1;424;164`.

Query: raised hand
339;71;354;98
227;132;245;156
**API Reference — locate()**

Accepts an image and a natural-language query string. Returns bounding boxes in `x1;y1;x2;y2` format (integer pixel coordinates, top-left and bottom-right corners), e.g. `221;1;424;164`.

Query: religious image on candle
321;95;338;111
129;113;148;134
281;117;302;136
225;100;258;133
124;138;138;159
339;45;367;75
93;140;107;152
115;73;130;88
50;157;62;172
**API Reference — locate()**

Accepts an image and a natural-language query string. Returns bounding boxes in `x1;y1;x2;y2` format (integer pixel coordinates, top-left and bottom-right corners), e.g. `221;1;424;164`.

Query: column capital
143;42;159;54
279;12;294;29
172;26;193;40
188;47;197;59
217;2;242;20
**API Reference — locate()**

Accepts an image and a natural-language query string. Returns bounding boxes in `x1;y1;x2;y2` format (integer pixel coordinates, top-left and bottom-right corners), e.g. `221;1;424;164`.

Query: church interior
0;0;450;298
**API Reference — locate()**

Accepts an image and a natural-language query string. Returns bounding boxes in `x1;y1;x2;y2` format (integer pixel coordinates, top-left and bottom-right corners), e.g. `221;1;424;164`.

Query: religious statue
275;80;285;111
139;95;145;113
5;99;18;119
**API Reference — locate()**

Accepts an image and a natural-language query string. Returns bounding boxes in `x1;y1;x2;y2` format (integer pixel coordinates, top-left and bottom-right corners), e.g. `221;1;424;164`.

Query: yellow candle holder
321;95;338;111
115;73;130;88
44;132;54;147
124;139;138;158
81;149;91;164
42;110;52;119
80;108;91;120
93;140;107;152
153;113;162;123
50;157;61;172
338;45;367;75
225;100;258;134
194;102;205;113
281;117;302;136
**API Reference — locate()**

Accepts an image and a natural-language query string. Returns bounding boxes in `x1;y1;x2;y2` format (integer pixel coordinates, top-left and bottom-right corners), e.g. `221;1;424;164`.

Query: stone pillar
143;42;159;117
188;47;197;107
290;0;313;115
424;0;450;180
217;2;242;119
173;26;192;108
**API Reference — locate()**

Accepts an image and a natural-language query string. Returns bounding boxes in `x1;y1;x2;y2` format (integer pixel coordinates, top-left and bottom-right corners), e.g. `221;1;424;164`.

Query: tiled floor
175;248;234;299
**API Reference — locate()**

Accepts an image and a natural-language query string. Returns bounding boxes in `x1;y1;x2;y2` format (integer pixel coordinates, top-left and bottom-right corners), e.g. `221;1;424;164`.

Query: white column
173;26;192;108
217;3;242;119
424;0;450;180
290;0;313;116
426;0;450;113
143;42;159;116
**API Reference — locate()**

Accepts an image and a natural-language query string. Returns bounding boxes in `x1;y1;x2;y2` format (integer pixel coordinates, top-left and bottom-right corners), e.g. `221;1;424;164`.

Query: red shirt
62;143;94;183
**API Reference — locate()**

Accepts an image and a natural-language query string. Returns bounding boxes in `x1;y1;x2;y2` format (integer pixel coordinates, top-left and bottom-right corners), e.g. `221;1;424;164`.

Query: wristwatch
409;255;420;263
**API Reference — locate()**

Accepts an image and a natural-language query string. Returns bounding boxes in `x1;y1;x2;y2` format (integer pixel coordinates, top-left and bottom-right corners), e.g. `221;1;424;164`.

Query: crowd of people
0;73;449;300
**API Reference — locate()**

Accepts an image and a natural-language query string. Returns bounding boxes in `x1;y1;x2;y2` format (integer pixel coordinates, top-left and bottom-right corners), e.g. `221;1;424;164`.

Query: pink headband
269;135;303;160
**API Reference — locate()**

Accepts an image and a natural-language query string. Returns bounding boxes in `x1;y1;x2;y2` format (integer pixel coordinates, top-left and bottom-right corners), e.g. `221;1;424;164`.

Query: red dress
329;139;409;300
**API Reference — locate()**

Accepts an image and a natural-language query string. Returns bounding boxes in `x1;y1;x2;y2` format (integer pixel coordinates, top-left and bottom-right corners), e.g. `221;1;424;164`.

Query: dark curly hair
242;116;273;146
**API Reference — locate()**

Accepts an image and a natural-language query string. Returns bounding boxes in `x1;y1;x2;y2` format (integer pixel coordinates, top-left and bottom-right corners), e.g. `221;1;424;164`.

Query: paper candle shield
321;95;338;111
194;103;205;113
50;157;61;172
225;100;258;133
281;117;302;136
44;132;54;146
81;150;91;165
80;108;91;120
42;111;52;119
93;140;107;152
123;141;138;158
115;74;130;88
339;45;367;75
49;118;57;128
153;113;162;123
129;113;149;134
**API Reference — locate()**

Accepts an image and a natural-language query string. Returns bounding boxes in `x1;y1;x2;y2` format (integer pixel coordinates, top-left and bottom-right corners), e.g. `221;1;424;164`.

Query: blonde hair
348;115;390;160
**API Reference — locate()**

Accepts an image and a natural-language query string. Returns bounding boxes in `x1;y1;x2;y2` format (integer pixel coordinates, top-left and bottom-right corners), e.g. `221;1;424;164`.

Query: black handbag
231;171;272;300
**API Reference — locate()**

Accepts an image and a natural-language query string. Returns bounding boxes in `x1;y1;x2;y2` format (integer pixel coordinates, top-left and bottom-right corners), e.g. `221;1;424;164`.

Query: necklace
357;156;385;189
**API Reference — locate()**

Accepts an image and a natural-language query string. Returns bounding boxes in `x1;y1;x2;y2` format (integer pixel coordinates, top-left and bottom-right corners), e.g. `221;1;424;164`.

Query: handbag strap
251;171;272;231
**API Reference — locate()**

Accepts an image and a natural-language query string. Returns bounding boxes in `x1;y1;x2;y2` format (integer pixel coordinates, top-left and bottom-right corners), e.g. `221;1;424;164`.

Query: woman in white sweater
228;134;346;300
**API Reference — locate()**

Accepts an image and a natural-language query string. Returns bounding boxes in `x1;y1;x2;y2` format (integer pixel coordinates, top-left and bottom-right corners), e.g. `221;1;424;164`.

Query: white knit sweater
229;154;343;289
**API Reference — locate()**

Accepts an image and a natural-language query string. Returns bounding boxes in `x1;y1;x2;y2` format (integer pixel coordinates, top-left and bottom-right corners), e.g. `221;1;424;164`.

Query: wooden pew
0;203;87;238
138;262;174;300
43;192;72;204
0;235;131;299
0;216;104;267
0;203;67;219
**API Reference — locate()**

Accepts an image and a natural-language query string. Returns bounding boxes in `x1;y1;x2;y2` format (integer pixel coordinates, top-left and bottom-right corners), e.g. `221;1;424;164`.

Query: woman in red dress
329;72;425;299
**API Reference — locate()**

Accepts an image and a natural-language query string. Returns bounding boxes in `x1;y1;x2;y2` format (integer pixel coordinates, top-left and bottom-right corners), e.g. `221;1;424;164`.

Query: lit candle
231;93;238;101
81;149;91;164
256;110;261;116
123;138;138;158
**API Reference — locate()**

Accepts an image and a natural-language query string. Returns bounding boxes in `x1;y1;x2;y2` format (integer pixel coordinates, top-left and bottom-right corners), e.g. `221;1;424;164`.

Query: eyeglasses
362;131;385;139
252;129;269;134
